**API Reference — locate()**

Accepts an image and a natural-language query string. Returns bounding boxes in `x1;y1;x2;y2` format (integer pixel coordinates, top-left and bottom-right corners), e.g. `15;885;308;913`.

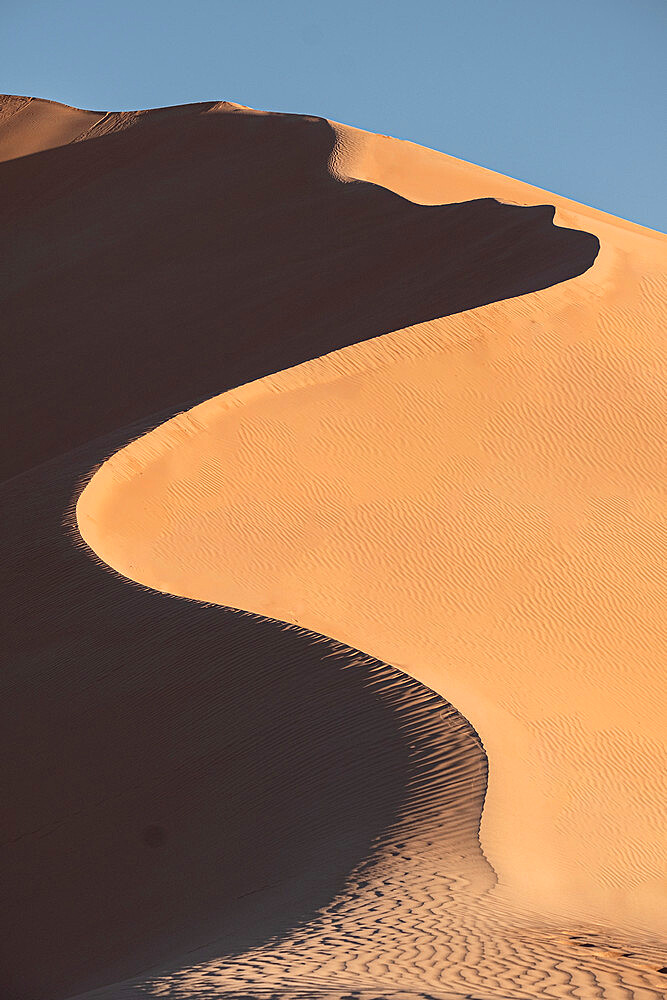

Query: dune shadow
0;108;598;481
0;427;490;999
0;107;598;998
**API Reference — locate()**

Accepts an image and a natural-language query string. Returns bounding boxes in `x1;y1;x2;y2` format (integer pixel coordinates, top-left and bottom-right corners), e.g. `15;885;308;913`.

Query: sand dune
78;110;666;935
2;97;666;998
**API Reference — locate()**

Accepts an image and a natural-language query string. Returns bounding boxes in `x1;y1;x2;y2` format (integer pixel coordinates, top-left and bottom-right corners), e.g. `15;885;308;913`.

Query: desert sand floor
1;97;666;999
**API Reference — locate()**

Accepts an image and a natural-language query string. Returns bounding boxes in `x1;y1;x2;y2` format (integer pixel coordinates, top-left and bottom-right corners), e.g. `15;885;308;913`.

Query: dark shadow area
0;422;490;1000
0;107;598;481
0;105;597;998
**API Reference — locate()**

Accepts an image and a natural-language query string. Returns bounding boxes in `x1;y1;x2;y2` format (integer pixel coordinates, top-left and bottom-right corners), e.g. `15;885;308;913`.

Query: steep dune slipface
3;98;665;999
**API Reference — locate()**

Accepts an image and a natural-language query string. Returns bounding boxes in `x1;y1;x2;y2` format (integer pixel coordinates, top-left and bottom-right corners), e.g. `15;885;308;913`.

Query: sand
2;96;666;999
0;95;104;162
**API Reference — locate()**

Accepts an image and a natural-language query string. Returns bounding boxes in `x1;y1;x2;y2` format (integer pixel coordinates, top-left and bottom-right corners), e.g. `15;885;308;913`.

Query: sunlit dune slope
79;112;666;936
0;95;104;162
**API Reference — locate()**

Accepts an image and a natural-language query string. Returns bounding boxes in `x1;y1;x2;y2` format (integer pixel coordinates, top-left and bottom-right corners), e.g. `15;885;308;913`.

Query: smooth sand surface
2;97;665;998
0;95;104;162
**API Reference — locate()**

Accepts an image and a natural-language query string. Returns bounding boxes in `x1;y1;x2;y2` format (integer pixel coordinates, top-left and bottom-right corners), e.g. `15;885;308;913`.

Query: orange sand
80;118;667;935
0;94;103;162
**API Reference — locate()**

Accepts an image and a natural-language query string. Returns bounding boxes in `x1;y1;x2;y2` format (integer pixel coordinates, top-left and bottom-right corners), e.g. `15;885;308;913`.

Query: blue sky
4;0;666;232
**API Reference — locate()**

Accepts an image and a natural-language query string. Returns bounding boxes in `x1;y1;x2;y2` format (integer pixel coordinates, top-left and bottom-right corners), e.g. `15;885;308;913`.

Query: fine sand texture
2;97;666;999
0;94;104;163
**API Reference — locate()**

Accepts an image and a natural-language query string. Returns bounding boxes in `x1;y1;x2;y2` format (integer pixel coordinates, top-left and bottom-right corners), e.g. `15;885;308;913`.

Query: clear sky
4;0;666;232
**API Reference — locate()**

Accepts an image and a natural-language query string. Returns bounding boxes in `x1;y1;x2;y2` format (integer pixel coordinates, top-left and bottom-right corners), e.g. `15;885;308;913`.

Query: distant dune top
0;95;257;163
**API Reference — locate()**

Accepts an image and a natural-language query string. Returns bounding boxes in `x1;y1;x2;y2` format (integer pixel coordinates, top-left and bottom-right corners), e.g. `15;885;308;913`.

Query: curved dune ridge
1;96;665;998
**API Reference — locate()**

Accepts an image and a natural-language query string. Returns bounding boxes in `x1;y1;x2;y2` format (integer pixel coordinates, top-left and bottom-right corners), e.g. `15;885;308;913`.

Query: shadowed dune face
0;432;491;1000
0;104;607;999
0;109;598;480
